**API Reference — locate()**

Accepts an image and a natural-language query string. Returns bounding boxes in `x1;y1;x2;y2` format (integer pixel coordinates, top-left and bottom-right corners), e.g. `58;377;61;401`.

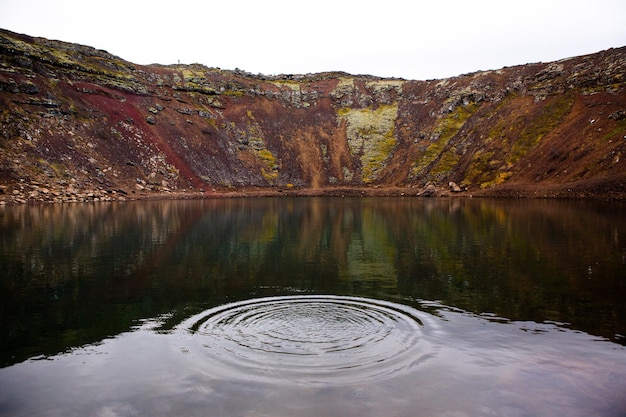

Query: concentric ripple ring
177;295;435;385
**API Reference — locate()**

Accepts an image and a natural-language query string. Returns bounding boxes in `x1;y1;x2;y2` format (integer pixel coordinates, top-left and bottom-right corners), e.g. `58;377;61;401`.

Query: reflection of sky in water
1;198;626;416
178;296;432;386
1;302;625;417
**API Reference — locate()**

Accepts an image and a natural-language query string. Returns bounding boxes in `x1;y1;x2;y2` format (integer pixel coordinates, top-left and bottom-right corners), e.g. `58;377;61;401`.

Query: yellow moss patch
181;68;205;80
257;148;276;165
365;80;405;95
337;104;398;183
463;151;496;187
330;77;356;99
462;151;512;189
254;143;279;184
267;80;301;91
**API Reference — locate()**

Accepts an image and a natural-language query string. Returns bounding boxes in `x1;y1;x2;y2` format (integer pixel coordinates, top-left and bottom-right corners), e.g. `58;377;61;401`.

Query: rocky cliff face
1;28;625;202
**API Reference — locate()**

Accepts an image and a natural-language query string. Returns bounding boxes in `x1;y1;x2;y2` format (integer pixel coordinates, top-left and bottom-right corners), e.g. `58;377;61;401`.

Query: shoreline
2;180;625;206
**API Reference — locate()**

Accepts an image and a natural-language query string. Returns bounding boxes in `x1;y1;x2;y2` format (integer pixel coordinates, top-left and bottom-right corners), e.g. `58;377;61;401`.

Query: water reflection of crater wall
1;198;624;366
390;199;626;341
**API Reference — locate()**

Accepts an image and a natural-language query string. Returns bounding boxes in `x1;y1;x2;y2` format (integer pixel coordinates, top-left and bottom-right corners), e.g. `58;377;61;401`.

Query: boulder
609;110;625;121
449;181;462;192
418;184;437;197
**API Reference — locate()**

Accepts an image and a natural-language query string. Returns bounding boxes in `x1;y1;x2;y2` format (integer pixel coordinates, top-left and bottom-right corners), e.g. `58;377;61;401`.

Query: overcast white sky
1;0;625;80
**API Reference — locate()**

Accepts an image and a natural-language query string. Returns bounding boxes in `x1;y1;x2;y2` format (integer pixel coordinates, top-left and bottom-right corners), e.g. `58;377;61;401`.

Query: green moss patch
461;94;574;188
412;103;479;178
510;94;574;164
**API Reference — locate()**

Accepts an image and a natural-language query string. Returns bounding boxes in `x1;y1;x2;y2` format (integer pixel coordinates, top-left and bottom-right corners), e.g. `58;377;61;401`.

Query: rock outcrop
1;28;625;203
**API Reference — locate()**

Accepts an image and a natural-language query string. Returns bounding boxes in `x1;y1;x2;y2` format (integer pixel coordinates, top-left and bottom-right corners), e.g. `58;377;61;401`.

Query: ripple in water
177;295;435;385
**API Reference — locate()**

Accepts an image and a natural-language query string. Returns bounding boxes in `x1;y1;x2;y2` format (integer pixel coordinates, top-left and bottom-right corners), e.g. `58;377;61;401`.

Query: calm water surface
1;197;625;416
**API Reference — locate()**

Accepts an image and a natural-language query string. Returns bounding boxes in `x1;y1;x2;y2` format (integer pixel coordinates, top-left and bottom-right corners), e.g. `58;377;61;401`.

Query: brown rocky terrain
1;28;625;203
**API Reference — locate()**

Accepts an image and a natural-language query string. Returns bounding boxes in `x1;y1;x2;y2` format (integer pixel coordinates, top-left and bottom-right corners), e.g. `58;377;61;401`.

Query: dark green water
1;197;625;416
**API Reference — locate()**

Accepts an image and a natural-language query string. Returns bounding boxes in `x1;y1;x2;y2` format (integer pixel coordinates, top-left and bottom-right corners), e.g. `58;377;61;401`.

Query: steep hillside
1;29;625;203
